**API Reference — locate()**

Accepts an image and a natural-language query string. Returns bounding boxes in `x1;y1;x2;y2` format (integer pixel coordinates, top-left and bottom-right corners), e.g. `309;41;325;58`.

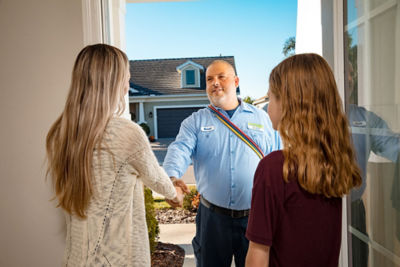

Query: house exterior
253;95;269;112
128;56;239;139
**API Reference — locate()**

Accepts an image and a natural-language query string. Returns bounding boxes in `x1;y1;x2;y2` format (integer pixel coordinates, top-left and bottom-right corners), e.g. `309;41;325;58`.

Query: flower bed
151;242;185;267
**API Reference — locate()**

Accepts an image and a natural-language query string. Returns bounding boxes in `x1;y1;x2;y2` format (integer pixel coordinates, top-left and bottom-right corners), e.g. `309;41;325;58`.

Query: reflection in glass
344;0;400;266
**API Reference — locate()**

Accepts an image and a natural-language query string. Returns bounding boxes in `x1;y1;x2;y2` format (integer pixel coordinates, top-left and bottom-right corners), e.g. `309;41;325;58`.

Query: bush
144;187;159;254
140;122;150;136
183;188;200;211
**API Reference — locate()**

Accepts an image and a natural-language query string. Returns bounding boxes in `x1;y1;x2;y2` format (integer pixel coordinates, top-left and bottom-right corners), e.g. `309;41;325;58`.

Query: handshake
166;177;191;208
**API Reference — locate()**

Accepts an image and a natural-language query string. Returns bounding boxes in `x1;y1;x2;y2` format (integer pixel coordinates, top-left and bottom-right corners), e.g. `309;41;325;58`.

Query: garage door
157;107;203;138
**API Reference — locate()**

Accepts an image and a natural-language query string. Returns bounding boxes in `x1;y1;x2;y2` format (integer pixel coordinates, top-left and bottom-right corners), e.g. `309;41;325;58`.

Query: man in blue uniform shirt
345;62;400;267
163;60;281;267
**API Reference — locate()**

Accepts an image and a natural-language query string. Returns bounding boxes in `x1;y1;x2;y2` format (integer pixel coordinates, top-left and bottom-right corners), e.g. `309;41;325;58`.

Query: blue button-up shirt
348;104;400;201
163;101;281;210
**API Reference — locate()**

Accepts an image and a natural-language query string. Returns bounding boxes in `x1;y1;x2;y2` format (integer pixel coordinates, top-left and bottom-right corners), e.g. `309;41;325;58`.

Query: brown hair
269;53;361;197
46;44;129;218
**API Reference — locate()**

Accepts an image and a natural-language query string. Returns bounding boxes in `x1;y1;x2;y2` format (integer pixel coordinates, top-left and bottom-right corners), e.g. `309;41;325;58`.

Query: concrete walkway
151;138;195;184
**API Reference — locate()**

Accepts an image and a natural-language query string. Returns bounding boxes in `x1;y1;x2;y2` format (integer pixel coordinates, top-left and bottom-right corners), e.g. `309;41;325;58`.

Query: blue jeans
192;202;249;267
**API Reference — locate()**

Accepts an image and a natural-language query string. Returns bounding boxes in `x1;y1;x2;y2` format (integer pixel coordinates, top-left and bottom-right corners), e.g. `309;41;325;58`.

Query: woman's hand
166;177;190;208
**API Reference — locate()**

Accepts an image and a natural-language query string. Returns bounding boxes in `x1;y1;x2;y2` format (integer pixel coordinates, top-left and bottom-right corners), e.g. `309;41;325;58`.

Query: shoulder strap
208;105;264;159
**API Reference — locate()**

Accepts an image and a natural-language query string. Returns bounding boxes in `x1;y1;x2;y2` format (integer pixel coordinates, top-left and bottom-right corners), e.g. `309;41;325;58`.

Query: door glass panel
344;0;400;266
347;0;364;24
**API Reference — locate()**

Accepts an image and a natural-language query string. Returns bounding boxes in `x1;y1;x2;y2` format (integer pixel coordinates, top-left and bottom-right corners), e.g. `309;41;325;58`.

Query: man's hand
171;177;190;194
166;177;190;208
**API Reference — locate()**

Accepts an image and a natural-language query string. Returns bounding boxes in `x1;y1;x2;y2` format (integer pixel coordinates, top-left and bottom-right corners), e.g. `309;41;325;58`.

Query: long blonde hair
46;44;129;218
269;53;361;198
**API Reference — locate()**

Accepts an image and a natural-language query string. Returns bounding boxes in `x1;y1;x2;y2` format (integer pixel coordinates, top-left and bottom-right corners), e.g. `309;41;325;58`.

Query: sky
125;0;297;99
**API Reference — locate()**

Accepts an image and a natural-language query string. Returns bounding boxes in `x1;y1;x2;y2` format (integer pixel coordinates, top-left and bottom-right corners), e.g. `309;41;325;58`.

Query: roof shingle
129;56;237;96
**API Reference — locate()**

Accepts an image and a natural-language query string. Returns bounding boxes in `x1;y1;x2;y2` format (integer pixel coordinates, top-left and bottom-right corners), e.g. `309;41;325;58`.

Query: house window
177;60;204;88
186;70;195;85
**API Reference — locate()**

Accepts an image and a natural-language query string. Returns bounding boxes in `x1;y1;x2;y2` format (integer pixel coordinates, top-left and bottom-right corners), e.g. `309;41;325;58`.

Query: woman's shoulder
108;117;144;134
106;117;148;147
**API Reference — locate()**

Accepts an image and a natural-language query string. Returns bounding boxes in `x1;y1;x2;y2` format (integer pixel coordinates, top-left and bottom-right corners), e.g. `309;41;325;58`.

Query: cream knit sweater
62;117;176;266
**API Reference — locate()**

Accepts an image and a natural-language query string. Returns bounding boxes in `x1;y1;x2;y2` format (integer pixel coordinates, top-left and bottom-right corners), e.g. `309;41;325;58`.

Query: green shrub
140;122;150;136
144;187;159;254
183;188;199;211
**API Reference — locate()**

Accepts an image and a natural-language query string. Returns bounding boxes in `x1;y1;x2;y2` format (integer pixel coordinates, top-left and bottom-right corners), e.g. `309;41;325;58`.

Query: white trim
129;88;139;93
153;104;208;139
137;102;146;123
333;0;346;111
110;0;127;50
176;61;203;88
82;0;103;45
176;60;204;71
296;0;323;55
101;0;112;44
333;1;349;266
345;0;397;31
349;226;400;266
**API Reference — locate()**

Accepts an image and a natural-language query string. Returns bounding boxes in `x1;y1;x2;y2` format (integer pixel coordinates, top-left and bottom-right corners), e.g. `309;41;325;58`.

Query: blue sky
125;0;297;99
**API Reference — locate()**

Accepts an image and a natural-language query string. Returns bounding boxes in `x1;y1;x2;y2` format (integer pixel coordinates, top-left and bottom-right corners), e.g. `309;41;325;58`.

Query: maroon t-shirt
246;150;342;267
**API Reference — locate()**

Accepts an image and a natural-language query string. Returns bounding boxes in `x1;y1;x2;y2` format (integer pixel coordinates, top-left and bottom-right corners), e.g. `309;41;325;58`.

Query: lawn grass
154;198;172;210
153;184;197;210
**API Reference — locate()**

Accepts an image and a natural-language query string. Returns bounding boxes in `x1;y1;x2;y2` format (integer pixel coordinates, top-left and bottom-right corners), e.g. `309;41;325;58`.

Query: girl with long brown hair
46;44;183;266
245;53;361;267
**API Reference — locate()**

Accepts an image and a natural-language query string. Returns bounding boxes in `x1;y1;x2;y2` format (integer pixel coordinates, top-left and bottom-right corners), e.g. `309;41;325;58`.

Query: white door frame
332;1;349;267
81;0;130;119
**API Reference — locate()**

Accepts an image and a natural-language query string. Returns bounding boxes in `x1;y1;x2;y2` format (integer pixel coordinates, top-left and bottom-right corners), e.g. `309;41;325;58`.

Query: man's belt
200;196;250;218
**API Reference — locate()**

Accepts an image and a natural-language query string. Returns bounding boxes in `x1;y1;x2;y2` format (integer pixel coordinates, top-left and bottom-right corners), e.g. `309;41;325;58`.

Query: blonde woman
245;54;362;267
46;44;183;266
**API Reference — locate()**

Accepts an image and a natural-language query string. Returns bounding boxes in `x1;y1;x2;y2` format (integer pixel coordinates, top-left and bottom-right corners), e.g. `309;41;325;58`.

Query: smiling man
163;60;281;267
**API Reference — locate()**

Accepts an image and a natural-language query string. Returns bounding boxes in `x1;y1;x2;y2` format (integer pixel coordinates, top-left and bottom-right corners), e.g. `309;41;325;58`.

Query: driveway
151;138;195;185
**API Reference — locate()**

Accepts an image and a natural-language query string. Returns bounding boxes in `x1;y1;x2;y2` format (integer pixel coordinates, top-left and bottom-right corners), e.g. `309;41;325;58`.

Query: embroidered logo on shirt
201;126;215;132
247;123;264;132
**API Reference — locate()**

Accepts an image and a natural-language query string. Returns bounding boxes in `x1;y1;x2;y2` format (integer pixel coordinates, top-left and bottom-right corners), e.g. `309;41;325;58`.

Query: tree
282;36;296;57
243;96;254;104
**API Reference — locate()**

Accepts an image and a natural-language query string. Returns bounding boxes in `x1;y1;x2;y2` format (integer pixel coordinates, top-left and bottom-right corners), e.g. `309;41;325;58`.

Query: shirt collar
212;98;254;113
239;98;254;113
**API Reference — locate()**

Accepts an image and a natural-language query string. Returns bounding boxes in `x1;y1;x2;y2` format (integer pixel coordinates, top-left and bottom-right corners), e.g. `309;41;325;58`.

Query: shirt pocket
243;128;266;153
197;125;218;157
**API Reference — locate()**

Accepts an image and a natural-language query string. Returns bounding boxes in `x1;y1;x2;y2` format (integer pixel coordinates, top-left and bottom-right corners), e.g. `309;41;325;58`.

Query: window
344;1;400;266
186;70;195;85
176;60;204;88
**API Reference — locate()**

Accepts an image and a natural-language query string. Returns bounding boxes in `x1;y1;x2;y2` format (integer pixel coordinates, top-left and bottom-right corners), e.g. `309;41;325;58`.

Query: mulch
151;208;197;267
151;242;185;267
155;208;196;224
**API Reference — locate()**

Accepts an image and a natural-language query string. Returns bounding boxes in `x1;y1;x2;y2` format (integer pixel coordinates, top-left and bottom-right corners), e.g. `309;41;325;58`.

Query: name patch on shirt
247;123;264;132
352;121;367;127
201;126;215;132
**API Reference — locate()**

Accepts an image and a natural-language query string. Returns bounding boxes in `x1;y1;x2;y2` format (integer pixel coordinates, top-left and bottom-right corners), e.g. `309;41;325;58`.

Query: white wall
0;0;84;266
296;0;335;69
296;0;323;55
